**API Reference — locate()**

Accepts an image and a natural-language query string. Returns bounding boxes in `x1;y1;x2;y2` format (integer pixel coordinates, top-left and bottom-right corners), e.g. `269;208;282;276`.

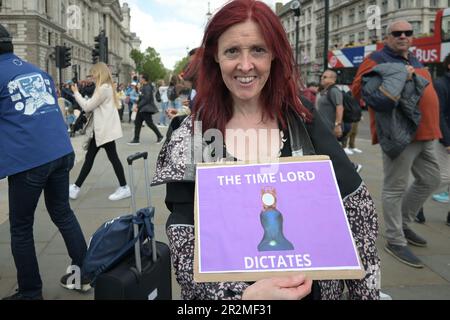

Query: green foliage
130;47;167;82
130;49;144;74
173;56;190;77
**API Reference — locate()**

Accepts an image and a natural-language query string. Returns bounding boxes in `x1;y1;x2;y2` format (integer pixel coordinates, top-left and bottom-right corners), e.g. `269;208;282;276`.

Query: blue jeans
159;101;169;125
8;153;87;298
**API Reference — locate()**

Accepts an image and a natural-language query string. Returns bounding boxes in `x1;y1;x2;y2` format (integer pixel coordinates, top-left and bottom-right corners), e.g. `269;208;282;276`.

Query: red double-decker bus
328;8;450;85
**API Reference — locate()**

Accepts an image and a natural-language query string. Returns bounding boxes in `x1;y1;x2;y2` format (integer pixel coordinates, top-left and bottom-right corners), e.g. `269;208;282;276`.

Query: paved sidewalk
0;115;449;300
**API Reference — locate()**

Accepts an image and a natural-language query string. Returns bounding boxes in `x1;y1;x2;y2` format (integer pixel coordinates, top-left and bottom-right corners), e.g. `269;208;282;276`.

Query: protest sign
194;156;364;282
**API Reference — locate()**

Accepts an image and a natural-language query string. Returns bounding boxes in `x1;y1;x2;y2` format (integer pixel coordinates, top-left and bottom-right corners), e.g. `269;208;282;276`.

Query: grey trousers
435;142;450;210
382;140;441;246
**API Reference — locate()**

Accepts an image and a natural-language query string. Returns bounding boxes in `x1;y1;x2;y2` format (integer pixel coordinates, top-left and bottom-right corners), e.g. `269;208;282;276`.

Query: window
358;31;365;42
349;34;355;45
382;0;388;12
358;4;365;21
441;15;450;41
349;8;355;25
411;21;422;35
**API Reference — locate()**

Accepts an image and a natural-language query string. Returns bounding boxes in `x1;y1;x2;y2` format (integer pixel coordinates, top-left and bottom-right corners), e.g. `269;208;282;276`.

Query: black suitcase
94;152;172;300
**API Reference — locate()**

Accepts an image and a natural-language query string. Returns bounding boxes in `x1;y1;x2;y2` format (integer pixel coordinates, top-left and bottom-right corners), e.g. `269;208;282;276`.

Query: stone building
0;0;141;85
276;0;448;83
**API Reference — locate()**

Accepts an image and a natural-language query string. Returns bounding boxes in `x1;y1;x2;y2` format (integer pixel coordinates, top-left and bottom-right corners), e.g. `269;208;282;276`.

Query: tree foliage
130;49;144;74
173;56;190;77
130;47;167;82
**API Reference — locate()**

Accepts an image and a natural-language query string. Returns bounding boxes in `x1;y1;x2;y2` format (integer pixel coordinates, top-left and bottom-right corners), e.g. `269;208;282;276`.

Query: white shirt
159;86;169;103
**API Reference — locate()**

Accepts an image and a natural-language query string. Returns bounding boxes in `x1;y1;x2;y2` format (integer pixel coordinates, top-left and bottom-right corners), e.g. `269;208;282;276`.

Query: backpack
327;86;362;123
81;208;154;285
167;85;178;101
155;89;162;103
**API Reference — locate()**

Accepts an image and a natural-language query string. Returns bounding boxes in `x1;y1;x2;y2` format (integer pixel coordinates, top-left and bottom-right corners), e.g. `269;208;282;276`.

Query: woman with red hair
152;0;380;300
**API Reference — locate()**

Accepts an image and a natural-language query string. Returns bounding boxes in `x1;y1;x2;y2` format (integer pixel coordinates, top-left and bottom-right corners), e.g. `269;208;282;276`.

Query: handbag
131;106;137;121
82;112;94;151
81;208;155;285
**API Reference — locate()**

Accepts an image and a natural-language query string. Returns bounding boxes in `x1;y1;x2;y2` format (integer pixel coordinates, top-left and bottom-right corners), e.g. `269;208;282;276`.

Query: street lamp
323;0;330;72
206;1;212;21
290;1;301;66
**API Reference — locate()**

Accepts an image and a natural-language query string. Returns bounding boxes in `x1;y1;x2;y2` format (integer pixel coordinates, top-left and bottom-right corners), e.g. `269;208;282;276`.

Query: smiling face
215;19;273;106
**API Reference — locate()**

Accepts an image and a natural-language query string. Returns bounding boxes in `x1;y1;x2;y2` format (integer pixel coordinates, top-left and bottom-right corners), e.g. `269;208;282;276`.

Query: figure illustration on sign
9;73;55;115
258;187;294;252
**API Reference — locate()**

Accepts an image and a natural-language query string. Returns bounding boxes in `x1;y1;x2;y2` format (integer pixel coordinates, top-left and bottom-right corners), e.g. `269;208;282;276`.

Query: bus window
441;15;450;42
335;68;358;85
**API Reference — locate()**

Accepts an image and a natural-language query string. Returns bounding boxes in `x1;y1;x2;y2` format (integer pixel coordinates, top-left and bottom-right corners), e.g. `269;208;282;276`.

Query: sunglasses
391;30;414;37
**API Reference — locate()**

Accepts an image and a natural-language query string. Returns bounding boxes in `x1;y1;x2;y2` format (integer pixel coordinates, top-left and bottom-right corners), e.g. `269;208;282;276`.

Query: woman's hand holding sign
242;274;312;300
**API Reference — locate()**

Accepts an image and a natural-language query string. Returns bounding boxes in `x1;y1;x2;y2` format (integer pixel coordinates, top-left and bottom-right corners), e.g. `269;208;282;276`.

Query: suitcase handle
127;152;157;274
127;152;148;165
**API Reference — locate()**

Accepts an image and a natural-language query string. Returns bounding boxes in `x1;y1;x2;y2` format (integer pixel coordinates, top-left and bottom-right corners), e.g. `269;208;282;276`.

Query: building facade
277;0;449;83
276;0;321;84
0;0;141;85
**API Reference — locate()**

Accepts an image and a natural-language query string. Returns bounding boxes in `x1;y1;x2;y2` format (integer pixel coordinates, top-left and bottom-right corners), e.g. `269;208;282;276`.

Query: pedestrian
115;82;125;122
127;74;164;145
181;48;198;110
0;24;90;300
352;20;442;268
341;120;363;155
166;49;199;122
317;70;344;137
420;53;450;226
157;79;169;126
301;82;319;105
152;0;380;300
125;82;139;123
317;70;362;172
167;75;180;109
68;62;132;201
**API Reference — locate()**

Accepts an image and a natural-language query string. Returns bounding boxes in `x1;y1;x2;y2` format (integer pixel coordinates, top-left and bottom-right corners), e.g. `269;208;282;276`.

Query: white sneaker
351;148;363;154
344;148;354;155
108;185;131;201
69;184;80;200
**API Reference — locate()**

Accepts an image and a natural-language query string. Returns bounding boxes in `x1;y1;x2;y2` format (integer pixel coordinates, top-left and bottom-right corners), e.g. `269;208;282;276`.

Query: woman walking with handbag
127;74;163;145
69;62;131;201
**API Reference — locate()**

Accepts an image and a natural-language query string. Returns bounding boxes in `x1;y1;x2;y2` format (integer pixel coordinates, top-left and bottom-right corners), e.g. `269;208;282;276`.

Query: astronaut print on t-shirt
8;73;56;116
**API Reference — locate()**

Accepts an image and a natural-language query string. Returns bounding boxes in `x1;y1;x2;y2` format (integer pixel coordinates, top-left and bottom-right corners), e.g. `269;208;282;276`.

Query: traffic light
55;46;63;68
55;45;71;69
63;46;72;68
93;30;108;64
103;36;108;64
92;47;99;64
72;64;79;83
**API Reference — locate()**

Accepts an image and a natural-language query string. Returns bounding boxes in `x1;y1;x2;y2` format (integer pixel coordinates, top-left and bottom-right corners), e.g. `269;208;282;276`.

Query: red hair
192;0;311;134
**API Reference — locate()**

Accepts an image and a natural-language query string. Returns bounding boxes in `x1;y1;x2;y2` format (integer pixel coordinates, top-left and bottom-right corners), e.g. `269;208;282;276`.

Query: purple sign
195;159;361;279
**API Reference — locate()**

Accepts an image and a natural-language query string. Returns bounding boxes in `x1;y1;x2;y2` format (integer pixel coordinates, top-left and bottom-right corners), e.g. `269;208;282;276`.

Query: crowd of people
1;0;449;301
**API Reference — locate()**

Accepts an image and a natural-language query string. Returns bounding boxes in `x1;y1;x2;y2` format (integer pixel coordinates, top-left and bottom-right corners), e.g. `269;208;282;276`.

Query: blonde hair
90;62;120;108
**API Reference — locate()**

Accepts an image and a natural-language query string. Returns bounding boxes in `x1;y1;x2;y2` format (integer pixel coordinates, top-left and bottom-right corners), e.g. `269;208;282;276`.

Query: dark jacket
433;72;450;147
137;83;158;114
362;63;428;159
151;99;380;300
352;45;441;144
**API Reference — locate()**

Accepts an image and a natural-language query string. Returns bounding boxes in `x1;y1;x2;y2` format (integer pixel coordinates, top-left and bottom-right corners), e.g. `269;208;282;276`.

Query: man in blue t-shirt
0;25;89;300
